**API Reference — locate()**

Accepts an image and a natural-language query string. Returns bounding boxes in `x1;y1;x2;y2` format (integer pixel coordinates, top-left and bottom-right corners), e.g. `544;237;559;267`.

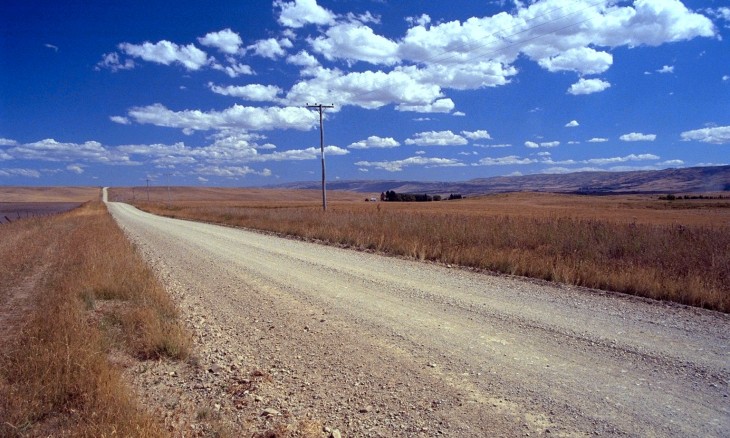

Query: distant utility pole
165;173;172;203
306;103;334;211
146;177;150;201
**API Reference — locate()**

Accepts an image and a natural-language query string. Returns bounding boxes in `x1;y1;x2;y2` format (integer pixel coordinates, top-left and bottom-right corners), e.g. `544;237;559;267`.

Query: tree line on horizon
379;191;464;202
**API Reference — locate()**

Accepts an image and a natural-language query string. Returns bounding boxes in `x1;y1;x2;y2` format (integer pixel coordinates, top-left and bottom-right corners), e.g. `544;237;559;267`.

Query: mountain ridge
273;165;730;195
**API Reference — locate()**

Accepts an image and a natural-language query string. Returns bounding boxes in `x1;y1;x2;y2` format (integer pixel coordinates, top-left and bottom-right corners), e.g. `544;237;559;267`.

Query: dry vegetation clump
136;200;730;313
0;201;189;436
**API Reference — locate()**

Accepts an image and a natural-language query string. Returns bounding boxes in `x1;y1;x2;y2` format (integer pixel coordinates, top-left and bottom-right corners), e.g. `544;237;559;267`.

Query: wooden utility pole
165;173;172;203
307;103;334;211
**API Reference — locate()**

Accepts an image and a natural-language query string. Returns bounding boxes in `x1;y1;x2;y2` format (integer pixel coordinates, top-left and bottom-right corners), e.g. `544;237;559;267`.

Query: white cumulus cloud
208;83;282;102
538;47;613;75
198;29;243;55
196;165;270;177
461;130;492;140
110;116;131;125
542;167;602;174
568;78;611;95
355;156;462;172
476;156;536;165
406;14;431;27
211;62;254;78
275;0;336;28
620;132;657;142
248;38;293;59
584;153;660;165
287;51;321;69
348;136;400;149
659;159;684;166
680;125;730;144
311;23;399;65
541;141;560;148
95;52;135;72
2;139;134;164
282;66;453;113
127;103;317;132
119;40;211;70
66;164;85;174
0;168;41;178
405;130;468;146
525;140;559;148
565;120;580;128
249;145;349;162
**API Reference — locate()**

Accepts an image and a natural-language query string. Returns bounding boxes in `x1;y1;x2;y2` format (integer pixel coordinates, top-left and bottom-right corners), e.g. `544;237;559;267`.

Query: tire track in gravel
107;198;729;437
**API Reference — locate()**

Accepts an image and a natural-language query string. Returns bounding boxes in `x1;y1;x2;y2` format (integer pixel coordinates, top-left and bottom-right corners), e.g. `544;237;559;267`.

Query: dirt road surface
106;195;729;437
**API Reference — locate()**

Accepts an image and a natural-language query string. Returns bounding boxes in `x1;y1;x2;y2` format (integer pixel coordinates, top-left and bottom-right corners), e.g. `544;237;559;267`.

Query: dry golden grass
108;186;362;205
0;186;100;202
0;201;189;436
126;189;729;312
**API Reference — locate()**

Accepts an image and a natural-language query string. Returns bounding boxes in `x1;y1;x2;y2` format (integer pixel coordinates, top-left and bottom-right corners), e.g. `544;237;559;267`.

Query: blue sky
1;0;729;187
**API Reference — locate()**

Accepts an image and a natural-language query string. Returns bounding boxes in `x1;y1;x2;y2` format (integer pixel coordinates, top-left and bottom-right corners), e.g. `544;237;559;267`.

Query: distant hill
276;165;730;195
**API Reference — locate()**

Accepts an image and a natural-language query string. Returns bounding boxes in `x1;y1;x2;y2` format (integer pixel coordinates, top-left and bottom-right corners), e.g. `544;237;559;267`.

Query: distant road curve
105;189;729;437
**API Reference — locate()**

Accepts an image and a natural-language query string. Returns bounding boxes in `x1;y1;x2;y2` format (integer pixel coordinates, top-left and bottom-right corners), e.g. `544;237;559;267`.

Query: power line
307;103;335;212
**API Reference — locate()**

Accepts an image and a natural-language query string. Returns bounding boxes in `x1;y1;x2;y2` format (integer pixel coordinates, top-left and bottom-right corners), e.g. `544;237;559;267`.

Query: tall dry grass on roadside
137;201;730;312
0;202;189;437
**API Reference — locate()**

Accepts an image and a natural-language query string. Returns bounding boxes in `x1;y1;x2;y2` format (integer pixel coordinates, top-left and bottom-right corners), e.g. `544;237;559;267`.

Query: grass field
108;185;363;205
116;187;730;313
0;186;100;202
0;187;101;224
0;201;188;436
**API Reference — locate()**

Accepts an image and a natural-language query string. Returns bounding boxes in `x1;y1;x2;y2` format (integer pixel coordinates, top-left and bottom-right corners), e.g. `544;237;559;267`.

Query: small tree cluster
380;191;441;202
659;194;726;201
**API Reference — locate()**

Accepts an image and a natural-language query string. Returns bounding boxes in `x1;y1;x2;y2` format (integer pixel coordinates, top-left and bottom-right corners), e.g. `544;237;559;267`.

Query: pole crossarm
306;103;335;212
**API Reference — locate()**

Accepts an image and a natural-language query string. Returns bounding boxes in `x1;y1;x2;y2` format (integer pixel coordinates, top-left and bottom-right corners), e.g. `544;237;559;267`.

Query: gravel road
106;196;729;437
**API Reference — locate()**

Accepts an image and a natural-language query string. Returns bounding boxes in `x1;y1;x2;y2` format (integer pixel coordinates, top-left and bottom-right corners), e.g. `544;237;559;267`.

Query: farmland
113;187;730;312
0;186;100;224
108;189;730;436
2;185;725;436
